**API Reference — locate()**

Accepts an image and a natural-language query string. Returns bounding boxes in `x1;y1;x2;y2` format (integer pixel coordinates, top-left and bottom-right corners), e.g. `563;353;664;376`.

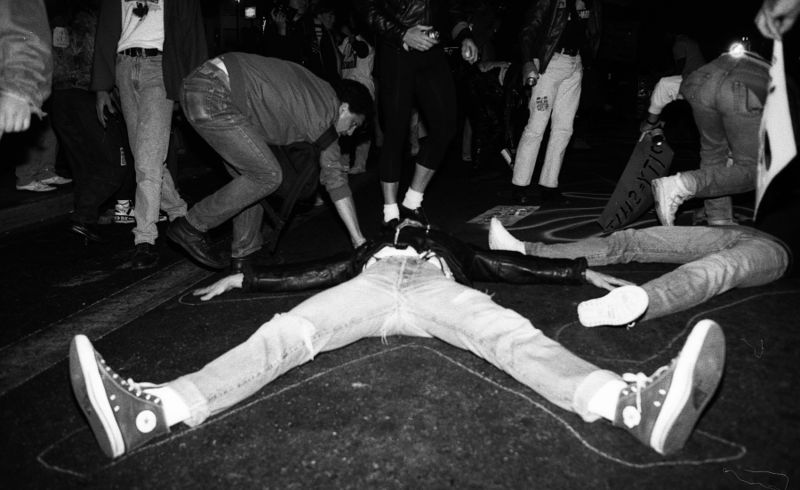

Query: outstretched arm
193;274;244;301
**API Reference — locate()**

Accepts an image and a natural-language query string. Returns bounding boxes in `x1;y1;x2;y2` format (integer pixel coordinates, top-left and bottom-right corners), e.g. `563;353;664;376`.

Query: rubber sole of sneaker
69;335;125;458
651;179;676;226
649;319;725;455
577;285;649;327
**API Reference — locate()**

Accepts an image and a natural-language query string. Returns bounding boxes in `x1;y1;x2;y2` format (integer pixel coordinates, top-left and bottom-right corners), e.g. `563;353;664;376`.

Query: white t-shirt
363;245;453;279
339;35;375;97
117;0;165;52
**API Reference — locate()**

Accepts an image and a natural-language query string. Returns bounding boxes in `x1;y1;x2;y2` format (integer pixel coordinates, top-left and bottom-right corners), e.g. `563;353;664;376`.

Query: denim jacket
0;0;52;115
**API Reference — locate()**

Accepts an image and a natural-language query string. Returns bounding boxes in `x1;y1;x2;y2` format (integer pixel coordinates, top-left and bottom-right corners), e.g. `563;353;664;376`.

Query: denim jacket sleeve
0;0;53;114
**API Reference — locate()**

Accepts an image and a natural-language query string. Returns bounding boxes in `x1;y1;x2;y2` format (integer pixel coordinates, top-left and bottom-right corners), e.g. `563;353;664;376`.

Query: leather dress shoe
166;217;227;269
70;222;105;243
381;218;399;232
131;243;159;270
400;205;428;226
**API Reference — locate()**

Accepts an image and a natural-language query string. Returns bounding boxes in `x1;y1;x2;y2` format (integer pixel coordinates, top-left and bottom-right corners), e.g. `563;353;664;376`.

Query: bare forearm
333;196;366;248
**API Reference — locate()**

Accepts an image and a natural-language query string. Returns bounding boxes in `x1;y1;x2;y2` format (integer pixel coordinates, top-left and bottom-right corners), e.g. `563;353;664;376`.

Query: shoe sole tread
70;335;125;458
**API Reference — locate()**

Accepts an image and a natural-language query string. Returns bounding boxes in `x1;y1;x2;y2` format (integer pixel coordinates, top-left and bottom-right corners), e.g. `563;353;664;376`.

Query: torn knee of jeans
271;313;319;360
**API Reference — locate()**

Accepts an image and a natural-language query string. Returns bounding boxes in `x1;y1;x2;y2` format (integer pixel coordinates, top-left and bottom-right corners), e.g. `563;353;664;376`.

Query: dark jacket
91;0;207;101
219;54;351;201
367;0;472;49
242;225;588;292
0;0;52;115
520;0;602;73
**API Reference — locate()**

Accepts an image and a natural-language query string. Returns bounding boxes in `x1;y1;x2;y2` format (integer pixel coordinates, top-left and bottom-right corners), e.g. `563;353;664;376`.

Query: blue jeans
168;257;619;426
513;53;583;189
679;55;769;223
116;54;187;245
525;226;789;320
181;61;283;258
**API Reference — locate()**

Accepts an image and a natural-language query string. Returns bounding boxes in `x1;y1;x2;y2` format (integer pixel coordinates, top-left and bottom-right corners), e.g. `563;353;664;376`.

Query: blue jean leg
181;62;283;257
169;258;616;426
681;56;767;223
116;55;186;245
526;226;789;320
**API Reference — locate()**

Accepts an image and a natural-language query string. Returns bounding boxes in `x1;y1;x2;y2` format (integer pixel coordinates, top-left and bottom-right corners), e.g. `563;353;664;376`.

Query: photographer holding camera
367;0;478;228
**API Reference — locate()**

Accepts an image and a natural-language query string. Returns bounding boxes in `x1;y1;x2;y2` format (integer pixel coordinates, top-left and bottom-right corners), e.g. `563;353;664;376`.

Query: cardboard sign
597;132;674;231
468;205;540;227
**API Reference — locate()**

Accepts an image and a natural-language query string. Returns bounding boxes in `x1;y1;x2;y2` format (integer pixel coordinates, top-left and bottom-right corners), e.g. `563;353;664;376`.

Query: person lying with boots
70;221;726;459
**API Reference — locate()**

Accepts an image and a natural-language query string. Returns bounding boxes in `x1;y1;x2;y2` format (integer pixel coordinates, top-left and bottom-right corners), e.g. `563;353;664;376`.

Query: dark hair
334;79;374;122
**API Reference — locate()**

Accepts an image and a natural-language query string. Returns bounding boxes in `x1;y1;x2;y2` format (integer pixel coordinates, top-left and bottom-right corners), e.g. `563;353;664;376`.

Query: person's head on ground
334;79;373;136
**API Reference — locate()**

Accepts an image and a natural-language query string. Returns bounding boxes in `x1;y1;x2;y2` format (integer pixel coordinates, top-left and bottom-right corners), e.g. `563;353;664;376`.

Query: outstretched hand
755;0;800;39
402;25;438;51
585;269;635;291
193;273;245;301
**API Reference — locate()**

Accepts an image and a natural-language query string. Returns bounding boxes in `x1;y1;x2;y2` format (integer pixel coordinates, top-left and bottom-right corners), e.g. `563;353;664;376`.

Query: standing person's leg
118;55;182;249
53;89;123;225
402;49;457;218
401;264;726;455
377;46;416;223
538;55;582;191
69;259;403;458
511;55;566;197
175;62;283;266
681;67;733;224
15;118;59;191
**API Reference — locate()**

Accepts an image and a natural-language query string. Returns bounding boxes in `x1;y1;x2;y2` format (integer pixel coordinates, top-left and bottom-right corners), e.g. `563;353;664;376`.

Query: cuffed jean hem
166;377;211;427
573;369;622;422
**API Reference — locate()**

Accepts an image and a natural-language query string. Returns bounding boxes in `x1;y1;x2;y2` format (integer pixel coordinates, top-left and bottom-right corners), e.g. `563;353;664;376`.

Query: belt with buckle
119;47;162;57
557;47;579;56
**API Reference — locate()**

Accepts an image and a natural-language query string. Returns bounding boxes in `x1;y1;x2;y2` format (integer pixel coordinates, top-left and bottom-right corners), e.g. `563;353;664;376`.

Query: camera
425;29;440;40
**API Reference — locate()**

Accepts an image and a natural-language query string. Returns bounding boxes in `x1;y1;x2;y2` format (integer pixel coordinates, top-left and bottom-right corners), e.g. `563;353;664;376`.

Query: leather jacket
243;224;588;292
520;0;602;73
367;0;472;49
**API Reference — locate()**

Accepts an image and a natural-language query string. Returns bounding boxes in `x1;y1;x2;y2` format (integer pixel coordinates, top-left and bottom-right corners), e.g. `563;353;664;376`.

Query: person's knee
181;91;210;125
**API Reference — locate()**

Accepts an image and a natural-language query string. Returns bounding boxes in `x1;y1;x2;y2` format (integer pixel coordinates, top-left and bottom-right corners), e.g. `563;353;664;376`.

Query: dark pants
50;88;133;223
377;44;457;183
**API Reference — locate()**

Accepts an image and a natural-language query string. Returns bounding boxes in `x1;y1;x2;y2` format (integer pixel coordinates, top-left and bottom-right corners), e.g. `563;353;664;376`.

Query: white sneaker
16;181;57;192
488;217;525;254
651;174;693;226
578;285;649;327
113;201;135;224
40;175;73;185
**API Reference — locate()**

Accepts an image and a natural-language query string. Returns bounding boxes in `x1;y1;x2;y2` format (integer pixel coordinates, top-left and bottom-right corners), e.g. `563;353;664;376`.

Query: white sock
383;203;399;222
587;379;629;421
402;189;424;210
488;217;526;254
146;386;191;427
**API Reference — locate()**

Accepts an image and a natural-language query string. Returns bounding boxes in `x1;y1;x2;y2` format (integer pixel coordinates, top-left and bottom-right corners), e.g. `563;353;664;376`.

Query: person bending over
168;54;373;271
70;222;725;459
